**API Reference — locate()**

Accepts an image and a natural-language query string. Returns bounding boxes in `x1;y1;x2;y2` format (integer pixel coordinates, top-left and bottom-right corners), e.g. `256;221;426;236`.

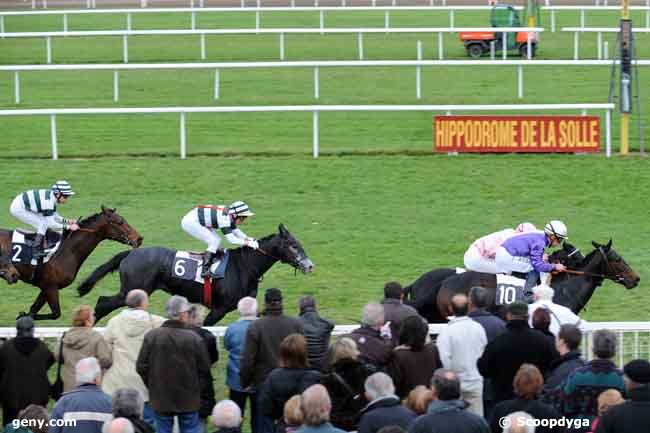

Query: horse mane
78;211;104;227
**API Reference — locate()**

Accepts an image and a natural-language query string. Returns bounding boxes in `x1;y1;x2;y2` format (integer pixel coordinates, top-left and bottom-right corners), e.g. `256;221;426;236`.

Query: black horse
405;240;640;322
78;224;314;325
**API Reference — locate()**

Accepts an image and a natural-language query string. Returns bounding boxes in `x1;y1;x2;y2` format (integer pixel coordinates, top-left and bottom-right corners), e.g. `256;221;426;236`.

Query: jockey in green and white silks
9;180;80;258
181;200;259;277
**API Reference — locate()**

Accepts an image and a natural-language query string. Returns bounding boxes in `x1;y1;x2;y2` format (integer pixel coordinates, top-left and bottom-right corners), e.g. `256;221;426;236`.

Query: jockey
464;222;537;274
495;220;568;290
181;200;259;277
9;180;79;259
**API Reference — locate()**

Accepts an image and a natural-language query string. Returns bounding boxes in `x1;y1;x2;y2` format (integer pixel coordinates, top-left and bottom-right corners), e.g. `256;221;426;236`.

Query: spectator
589;389;624;433
403;386;433;416
259;334;321;426
408;369;490;433
358;373;416;433
56;305;112;393
224;297;258;432
0;316;54;426
297;384;346;433
3;405;49;433
240;288;303;433
136;295;212;433
102;290;165;428
468;286;506;343
594;359;650;433
340;302;392;369
389;316;442;399
531;308;557;350
211;400;242;433
381;282;420;345
436;293;487;416
102;419;134;433
489;364;563;433
477;302;556;404
552;329;625;432
49;357;113;433
501;412;535;433
544;325;586;391
321;337;375;431
187;304;218;423
298;295;335;371
283;396;303;433
528;285;585;335
111;388;154;433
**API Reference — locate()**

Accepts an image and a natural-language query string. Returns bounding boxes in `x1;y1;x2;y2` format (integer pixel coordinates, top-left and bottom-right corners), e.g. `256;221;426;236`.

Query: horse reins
564;247;625;282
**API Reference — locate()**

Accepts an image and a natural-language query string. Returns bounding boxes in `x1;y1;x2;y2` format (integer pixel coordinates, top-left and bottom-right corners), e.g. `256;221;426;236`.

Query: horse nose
134;236;143;247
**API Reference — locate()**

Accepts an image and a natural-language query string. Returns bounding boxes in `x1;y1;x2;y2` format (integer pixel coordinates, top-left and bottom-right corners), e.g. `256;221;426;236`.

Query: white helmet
544;220;568;240
51;180;75;196
516;222;537;233
229;201;254;218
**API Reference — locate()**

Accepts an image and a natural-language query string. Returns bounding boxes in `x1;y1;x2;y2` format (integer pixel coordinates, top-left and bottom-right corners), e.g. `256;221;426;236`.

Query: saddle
11;230;62;266
17;230;61;248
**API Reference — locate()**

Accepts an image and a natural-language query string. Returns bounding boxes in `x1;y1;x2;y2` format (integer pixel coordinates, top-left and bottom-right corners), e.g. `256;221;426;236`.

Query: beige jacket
101;309;165;400
54;327;113;392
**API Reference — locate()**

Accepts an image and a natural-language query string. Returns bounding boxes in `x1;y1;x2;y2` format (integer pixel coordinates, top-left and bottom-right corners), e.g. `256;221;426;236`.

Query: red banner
434;115;600;153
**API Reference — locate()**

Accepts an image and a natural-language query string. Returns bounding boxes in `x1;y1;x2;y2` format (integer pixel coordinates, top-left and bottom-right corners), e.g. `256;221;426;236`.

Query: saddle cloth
171;250;230;283
495;274;526;305
11;230;61;266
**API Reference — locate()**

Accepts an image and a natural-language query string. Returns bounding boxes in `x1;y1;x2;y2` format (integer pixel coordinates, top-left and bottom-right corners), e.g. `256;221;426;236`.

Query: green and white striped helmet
229;201;254;217
51;180;75;196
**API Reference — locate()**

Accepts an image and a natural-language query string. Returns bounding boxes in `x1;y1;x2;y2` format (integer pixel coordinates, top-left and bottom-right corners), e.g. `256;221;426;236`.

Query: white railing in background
0;103;615;159
563;27;650;60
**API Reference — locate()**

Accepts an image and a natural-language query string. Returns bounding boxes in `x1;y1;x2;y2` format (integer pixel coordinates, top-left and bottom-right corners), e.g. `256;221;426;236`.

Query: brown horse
0;248;20;284
0;206;142;320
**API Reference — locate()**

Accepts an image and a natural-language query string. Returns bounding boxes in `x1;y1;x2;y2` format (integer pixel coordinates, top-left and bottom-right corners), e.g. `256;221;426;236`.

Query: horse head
548;241;585;269
588;239;640;289
79;206;143;248
259;224;314;274
0;247;20;284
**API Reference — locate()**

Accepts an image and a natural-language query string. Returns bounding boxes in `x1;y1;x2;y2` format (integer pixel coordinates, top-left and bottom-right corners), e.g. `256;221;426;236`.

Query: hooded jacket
55;327;113;392
408;400;490;433
357;396;416;433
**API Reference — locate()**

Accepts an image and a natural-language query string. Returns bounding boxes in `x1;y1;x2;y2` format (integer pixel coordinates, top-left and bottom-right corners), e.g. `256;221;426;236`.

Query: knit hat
624;359;650;384
264;288;283;305
16;315;34;337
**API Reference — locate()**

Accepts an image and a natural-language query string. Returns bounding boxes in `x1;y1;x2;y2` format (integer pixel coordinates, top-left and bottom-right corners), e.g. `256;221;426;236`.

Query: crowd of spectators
1;282;650;433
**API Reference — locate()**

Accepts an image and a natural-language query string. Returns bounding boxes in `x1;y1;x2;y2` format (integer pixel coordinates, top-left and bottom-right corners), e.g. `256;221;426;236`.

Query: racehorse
0;249;20;284
77;224;314;325
0;206;142;320
405;240;639;322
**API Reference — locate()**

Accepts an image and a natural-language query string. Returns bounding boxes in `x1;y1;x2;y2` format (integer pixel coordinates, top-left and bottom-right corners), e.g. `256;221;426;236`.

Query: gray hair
502;411;536;433
125;290;148;309
112;388;144;418
75;357;102;385
361;302;384;328
593;329;617;359
165;295;191;319
237;296;258;317
211;400;242;428
301;384;331;426
102;418;134;433
469;286;489;309
364;372;395;401
431;368;461;401
188;304;207;326
532;284;555;301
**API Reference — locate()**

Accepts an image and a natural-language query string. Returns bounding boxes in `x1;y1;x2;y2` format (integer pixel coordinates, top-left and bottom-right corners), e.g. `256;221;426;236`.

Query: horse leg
31;288;61;320
94;293;126;324
25;291;47;318
204;306;230;326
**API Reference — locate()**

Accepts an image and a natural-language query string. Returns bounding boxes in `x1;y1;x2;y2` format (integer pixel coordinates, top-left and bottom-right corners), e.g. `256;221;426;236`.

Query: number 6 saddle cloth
171;250;230;283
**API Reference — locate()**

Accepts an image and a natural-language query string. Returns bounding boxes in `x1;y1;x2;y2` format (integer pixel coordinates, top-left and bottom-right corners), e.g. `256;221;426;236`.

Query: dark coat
544;350;587;391
189;325;220;365
124;417;154;433
341;326;393;369
189;325;218;417
408;400;490;433
468;309;506;343
0;336;54;411
389;343;442;399
239;310;304;389
595;384;650;433
477;319;556;403
381;299;420;345
358;396;416;433
259;367;321;421
489;398;564;433
298;308;335;371
136;320;212;413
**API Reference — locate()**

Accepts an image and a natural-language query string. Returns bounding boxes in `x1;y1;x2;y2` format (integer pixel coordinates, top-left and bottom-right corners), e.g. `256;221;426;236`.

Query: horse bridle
257;244;302;270
76;218;134;246
565;247;626;282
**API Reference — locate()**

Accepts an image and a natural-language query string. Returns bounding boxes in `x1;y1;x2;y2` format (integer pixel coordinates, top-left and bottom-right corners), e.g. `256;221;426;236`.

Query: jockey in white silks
463;222;537;274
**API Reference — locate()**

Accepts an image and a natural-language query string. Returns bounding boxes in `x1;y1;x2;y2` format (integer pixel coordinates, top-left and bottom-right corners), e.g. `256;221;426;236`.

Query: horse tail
77;250;131;297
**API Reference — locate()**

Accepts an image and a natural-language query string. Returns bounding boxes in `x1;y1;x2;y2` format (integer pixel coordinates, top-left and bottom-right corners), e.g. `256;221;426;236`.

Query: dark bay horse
0;206;142;320
77;224;314;325
0;250;20;284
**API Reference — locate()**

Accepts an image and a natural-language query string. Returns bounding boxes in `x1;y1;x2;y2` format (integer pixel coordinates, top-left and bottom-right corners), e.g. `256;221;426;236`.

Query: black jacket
389;343;442;399
259;367;321;421
299;308;335;371
595;384;650;433
489;397;563;433
124;417;154;433
468;309;506;342
544;350;586;391
381;298;419;345
341;326;393;369
409;400;490;433
358;396;416;433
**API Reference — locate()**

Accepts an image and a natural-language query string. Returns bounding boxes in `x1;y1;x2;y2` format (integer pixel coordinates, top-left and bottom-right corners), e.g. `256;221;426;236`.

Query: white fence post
113;70;119;102
518;65;523;99
416;41;422;100
597;32;602;60
385;11;390;31
255;11;260;32
200;33;206;60
574;32;580;60
14;72;20;105
214;69;220;100
502;32;507;60
320;11;324;33
490;41;495;60
313;110;319;158
580;10;585;29
438;32;443;60
63;14;68;32
314;67;319;100
280;33;285;60
46;36;52;64
0;16;4;36
191;11;196;30
123;35;129;63
127;12;132;31
358;32;364;60
606;108;611;157
449;10;455;29
551;10;556;33
50;114;58;160
604;41;609;60
180;112;187;159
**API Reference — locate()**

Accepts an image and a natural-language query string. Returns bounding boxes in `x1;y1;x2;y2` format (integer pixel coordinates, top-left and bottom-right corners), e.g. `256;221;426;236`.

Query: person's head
264;288;283;313
300;384;331;426
516;222;537;233
283;395;303;427
450;293;469;317
237;296;258;317
228;200;254;226
544;220;568;247
280;333;309;369
430;369;461;401
398;315;428;351
403;385;433;415
112;388;144;419
331;337;360;364
513;364;544;400
101;418;134;433
211;400;242;429
16;405;49;433
532;308;551;334
71;305;95;327
597;389;624;416
383;281;403;300
187;304;208;326
125;290;149;310
361;302;384;330
298;295;317;314
75;357;102;386
165;295;192;322
623;359;650;391
556;324;582;355
377;427;407;433
506;302;529;322
365;372;396;401
532;284;555;302
51;180;75;204
468;286;489;311
16;315;35;338
592;329;617;359
502;412;536;433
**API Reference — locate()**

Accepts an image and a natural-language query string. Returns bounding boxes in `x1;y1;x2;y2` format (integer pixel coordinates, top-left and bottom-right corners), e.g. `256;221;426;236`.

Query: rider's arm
530;242;555;273
45;213;69;231
222;229;247;246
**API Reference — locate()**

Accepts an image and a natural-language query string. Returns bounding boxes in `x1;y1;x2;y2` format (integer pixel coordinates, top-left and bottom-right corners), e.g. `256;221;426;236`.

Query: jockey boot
523;271;539;303
201;251;215;278
32;234;46;260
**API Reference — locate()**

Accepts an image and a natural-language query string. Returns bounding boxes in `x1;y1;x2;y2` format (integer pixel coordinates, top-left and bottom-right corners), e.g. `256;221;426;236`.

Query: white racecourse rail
0;321;648;367
0;103;615;158
562;27;650;60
